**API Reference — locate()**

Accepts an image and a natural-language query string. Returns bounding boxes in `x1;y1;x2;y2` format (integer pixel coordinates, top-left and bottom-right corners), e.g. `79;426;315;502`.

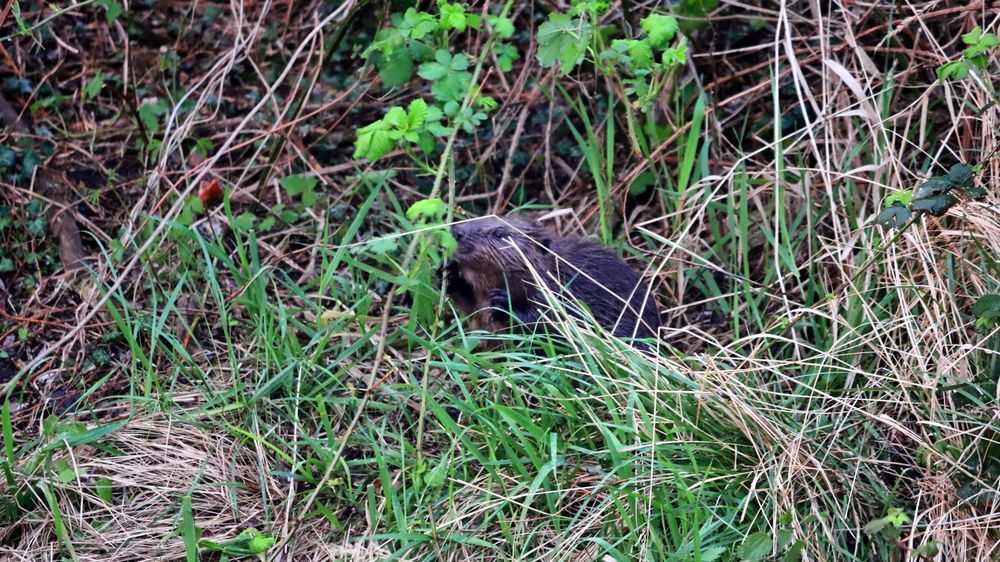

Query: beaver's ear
530;228;553;249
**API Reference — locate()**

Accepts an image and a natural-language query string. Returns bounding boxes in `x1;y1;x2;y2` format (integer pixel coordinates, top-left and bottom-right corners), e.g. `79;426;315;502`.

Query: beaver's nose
452;222;469;241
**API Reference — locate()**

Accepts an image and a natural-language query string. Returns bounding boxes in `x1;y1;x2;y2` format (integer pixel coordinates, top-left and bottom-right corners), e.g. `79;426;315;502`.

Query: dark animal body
442;216;661;342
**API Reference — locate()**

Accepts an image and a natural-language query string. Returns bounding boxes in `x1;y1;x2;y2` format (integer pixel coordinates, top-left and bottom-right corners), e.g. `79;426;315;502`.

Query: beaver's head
451;215;553;279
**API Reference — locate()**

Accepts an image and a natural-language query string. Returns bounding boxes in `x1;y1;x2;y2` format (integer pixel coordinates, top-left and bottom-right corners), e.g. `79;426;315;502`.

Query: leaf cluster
876;163;984;228
937;27;998;82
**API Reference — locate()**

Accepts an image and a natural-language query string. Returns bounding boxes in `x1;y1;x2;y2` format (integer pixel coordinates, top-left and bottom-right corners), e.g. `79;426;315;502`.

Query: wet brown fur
442;215;661;342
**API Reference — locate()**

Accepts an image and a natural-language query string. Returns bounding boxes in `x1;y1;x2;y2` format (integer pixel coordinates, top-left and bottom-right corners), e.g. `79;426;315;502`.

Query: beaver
441;215;661;343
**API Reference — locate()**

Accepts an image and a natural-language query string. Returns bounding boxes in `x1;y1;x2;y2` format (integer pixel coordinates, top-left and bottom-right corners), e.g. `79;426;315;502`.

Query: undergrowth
1;1;999;561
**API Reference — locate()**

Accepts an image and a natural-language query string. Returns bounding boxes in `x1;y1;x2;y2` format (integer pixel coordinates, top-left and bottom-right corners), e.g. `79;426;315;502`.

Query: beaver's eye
492;229;507;239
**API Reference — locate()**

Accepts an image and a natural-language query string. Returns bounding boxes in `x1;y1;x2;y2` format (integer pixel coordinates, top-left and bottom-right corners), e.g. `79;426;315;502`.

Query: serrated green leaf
947;163;974;187
495;42;519;72
937;60;969;81
406;99;430;129
439;2;467;31
640;13;678;48
662;40;688;66
278;174;317;196
912;193;957;216
972;294;1000;319
738;531;772;561
536;12;592;75
400;8;438;40
417;60;448;80
232;212;256;231
487;15;514;38
55;460;76;484
406;197;446;222
876;205;911;229
376;49;414;88
354;119;396;160
913;176;953;200
613;39;653;70
782;540;805;562
366;236;399;255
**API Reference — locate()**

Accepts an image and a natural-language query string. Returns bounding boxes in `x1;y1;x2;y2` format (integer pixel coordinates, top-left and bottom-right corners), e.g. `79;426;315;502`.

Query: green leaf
738;532;772;561
876;205;911;229
478;96;498;110
629;171;656;195
439;2;468;31
232;212;256;231
884;507;910;528
495;42;519;72
137;100;168;136
947;163;974;187
278;174;317;196
249;533;275;553
913;176;953;200
885;191;912;206
96;0;123;24
354;118;396;160
782;540;805;562
936;60;969;81
612;39;653;70
365;236;399;255
487;15;514;38
376;49;414;88
95;477;113;503
83;71;104;100
406;197;446;222
912;193;957;216
972;294;1000;319
55;460;76;484
440;230;457;254
407;99;430;129
399;8;438;40
640;14;678;48
662;40;688;66
536;12;592;75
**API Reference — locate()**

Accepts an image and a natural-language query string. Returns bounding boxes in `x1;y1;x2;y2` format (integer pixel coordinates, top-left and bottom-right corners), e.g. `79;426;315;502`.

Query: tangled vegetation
1;0;999;560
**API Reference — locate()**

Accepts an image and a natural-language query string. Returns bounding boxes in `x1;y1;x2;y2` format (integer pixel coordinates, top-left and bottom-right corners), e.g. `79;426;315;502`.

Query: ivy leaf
737;532;772;561
972;294;1000;319
911;193;957;216
536;12;592;75
486;15;514;39
947;163;974;188
640;14;678;48
354;119;396;160
936;60;969;81
439;2;468;31
876;205;911;229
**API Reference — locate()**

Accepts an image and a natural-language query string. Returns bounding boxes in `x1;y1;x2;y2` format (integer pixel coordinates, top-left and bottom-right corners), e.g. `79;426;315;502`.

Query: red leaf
198;178;224;204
